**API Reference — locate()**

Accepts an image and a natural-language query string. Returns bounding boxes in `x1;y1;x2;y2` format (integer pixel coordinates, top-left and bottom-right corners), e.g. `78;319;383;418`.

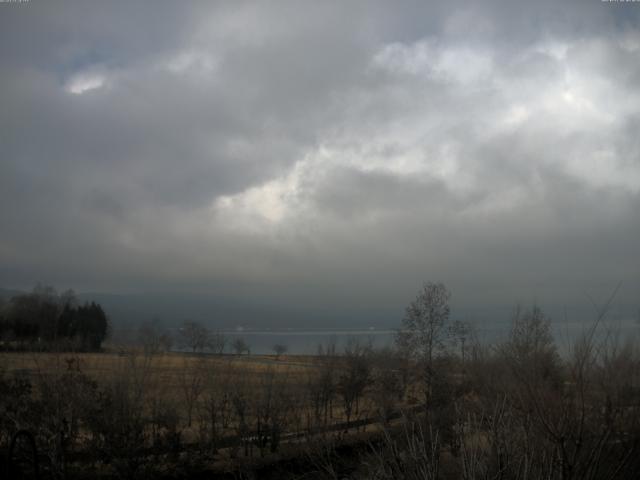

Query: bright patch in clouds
214;166;302;230
65;72;107;95
163;50;217;75
213;33;640;229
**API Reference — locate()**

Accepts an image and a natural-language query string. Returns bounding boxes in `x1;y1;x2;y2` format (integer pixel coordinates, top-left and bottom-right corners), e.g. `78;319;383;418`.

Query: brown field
0;350;321;422
0;350;317;381
0;350;377;439
1;348;394;478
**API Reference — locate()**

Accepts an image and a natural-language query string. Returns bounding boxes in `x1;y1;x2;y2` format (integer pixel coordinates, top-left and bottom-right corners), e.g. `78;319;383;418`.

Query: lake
217;317;639;355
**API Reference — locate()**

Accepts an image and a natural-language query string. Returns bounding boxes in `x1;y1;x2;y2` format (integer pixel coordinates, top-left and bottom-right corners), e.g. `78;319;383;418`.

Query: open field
0;350;318;386
1;348;411;478
0;350;345;434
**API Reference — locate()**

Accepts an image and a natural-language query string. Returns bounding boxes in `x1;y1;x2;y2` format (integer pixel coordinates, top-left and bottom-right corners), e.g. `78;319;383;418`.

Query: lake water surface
219;318;639;355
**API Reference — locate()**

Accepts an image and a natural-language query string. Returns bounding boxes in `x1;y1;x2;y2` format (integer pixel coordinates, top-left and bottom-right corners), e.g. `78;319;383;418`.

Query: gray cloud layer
1;1;639;323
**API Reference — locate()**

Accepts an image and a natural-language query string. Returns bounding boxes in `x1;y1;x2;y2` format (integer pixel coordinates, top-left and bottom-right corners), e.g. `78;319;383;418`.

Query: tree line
0;284;109;351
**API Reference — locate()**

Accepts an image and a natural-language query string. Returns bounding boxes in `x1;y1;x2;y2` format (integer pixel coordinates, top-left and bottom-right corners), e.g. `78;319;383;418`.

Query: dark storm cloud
1;1;639;321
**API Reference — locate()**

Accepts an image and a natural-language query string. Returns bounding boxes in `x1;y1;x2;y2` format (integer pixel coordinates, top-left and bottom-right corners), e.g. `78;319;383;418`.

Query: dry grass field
0;350;315;378
0;349;376;439
0;350;317;377
0;350;322;425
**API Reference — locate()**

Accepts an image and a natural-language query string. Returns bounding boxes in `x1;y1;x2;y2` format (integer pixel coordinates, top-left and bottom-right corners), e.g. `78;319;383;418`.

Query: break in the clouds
1;0;639;321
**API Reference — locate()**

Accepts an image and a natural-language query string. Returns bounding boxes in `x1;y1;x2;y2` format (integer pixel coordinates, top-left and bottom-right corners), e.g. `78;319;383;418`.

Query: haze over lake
190;316;640;355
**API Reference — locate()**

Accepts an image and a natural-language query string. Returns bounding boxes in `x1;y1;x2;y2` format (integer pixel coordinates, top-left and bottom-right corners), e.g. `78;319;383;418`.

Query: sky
1;1;639;327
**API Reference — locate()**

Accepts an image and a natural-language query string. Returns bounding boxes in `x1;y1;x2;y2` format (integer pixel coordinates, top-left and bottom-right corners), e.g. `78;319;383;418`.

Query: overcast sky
1;1;639;323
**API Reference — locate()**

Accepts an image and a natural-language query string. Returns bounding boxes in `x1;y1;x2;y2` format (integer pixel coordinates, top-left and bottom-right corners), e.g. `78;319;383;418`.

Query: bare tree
489;296;640;480
209;330;226;355
253;367;292;456
198;360;234;451
179;320;209;353
272;343;287;360
448;319;473;370
307;342;338;430
371;365;401;424
84;351;156;478
396;282;451;407
338;339;372;429
396;282;451;364
178;357;206;428
366;419;441;480
229;375;251;457
137;318;171;355
501;304;560;384
232;337;250;355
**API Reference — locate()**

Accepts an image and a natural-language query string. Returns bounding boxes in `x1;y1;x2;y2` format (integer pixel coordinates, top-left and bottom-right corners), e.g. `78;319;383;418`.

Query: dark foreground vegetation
1;282;640;479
